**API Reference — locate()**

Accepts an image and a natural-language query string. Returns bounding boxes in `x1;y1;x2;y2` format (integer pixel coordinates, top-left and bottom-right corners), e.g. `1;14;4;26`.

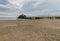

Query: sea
0;17;17;20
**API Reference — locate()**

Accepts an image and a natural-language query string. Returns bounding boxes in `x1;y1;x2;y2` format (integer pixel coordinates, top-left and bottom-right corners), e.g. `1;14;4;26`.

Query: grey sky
0;0;60;17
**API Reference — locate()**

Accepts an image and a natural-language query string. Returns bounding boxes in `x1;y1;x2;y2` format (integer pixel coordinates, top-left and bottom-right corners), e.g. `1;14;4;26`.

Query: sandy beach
0;19;60;41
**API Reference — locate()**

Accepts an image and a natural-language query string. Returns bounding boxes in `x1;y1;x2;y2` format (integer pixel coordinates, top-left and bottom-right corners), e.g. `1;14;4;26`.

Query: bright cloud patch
8;0;25;9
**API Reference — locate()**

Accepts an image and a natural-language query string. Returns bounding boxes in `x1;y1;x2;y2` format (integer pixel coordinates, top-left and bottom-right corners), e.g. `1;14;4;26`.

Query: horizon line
0;16;17;17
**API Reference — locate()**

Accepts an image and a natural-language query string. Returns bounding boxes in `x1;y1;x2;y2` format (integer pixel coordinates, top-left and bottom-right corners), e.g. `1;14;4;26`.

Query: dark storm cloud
0;0;16;13
0;0;9;5
0;0;9;12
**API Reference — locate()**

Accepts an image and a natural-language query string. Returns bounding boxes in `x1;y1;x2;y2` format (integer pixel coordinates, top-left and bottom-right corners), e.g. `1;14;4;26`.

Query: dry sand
0;19;60;41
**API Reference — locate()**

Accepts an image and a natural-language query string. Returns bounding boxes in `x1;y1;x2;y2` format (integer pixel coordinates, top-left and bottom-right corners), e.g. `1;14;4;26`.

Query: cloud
0;0;60;17
8;0;46;9
20;0;46;11
0;0;20;16
47;0;60;6
0;0;9;5
8;0;25;9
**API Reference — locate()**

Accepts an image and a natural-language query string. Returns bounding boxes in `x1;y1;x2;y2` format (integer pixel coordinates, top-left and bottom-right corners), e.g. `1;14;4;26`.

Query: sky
0;0;60;17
